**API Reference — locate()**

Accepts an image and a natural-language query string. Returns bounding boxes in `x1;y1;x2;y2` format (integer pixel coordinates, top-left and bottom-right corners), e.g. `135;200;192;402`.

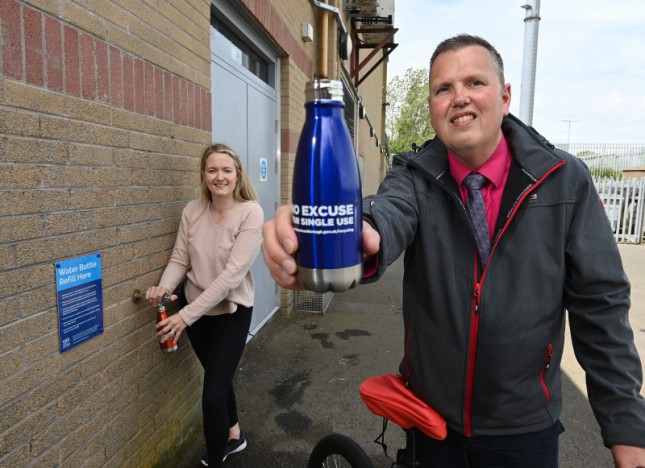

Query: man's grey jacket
362;114;645;447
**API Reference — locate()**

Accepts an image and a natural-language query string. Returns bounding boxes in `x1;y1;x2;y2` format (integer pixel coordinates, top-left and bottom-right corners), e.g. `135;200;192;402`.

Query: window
211;17;270;85
342;77;356;141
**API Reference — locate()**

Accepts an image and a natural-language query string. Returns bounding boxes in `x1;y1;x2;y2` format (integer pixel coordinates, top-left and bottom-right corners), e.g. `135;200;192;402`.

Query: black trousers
415;420;565;468
186;306;252;468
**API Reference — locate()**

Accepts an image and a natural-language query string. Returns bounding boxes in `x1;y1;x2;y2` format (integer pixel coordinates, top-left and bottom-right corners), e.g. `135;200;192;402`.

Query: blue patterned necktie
463;173;491;265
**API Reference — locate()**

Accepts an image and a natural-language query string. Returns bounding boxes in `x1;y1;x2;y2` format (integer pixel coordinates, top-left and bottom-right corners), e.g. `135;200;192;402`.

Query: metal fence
554;142;645;243
594;177;645;244
556;142;645;178
295;290;335;314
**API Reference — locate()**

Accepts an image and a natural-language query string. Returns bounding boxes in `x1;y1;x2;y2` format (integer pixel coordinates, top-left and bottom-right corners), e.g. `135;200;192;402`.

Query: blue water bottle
292;79;363;293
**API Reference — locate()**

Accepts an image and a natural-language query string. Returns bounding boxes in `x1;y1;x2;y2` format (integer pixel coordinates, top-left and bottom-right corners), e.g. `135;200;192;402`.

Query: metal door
210;11;279;333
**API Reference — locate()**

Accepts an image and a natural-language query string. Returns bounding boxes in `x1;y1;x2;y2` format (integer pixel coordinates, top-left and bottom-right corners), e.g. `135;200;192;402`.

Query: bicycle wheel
307;433;374;468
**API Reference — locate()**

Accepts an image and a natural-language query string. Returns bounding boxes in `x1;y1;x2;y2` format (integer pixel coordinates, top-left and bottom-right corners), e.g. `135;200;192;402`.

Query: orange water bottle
157;296;178;353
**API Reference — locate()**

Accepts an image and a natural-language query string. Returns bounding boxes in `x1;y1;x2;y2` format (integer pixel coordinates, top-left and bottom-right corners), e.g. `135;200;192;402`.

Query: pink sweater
159;199;264;326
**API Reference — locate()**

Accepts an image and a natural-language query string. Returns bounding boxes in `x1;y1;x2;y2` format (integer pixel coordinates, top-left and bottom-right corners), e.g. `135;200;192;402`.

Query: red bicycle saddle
359;374;447;440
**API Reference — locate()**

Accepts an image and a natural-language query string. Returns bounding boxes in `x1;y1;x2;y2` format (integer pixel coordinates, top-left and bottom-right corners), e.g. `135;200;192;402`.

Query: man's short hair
430;34;506;88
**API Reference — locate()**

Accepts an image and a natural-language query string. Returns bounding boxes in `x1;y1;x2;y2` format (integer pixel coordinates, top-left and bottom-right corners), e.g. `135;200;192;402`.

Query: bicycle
307;374;447;468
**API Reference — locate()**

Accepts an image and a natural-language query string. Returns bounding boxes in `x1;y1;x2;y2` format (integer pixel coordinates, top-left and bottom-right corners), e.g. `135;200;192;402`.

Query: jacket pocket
539;343;553;402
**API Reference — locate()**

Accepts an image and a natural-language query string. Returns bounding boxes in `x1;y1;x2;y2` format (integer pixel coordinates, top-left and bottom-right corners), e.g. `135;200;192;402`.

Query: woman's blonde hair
199;143;258;202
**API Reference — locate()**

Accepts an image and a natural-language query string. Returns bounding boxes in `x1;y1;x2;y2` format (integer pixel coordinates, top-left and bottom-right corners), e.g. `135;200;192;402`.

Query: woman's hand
145;286;173;307
156;311;188;343
146;286;183;342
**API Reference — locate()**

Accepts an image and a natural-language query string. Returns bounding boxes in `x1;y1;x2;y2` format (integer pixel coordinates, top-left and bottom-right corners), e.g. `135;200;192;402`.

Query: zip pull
545;343;553;371
474;283;482;312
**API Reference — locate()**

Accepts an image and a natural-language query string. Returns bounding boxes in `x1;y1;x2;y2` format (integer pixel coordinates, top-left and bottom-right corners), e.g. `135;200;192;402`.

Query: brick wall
0;0;212;465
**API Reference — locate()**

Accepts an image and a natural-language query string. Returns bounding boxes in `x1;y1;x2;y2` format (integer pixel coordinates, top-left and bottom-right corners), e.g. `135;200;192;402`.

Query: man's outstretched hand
261;204;381;290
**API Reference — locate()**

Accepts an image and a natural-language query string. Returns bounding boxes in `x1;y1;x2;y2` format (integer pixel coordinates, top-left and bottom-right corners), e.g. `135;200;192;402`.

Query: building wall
624;166;645;178
0;0;390;465
1;0;211;466
357;52;389;196
243;0;390;309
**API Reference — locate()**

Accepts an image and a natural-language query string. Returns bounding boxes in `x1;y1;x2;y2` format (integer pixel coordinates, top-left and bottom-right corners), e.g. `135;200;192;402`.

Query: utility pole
519;1;541;126
562;119;579;148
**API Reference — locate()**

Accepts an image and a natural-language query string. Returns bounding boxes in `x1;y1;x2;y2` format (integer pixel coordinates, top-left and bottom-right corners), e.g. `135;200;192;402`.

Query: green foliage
575;150;623;179
386;68;435;155
592;167;623;179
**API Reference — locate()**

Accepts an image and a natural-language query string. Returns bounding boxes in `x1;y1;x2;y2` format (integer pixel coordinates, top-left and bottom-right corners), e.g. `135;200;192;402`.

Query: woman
146;143;264;467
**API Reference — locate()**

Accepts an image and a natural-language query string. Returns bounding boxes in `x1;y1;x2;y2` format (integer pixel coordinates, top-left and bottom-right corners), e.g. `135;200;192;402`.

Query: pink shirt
159;199;264;325
448;135;512;242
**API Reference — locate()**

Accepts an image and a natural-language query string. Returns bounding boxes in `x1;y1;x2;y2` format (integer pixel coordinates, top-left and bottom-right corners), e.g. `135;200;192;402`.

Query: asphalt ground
166;244;645;468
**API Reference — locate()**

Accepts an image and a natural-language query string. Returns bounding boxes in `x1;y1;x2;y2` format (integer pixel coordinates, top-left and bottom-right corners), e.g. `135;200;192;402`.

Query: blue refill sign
55;253;104;352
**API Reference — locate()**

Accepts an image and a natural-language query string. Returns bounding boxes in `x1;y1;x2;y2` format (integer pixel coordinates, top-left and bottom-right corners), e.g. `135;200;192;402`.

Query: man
262;35;645;467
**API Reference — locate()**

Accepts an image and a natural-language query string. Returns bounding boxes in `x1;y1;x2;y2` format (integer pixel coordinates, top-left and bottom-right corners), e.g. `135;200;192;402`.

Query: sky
385;0;645;144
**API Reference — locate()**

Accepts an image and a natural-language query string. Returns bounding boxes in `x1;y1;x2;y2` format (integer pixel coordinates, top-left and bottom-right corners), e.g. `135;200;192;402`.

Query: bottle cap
305;79;344;102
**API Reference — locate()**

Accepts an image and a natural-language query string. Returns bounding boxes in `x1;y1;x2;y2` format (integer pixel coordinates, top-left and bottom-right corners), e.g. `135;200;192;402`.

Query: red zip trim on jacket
464;272;481;436
484;160;566;278
540;344;554;402
462;159;566;437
